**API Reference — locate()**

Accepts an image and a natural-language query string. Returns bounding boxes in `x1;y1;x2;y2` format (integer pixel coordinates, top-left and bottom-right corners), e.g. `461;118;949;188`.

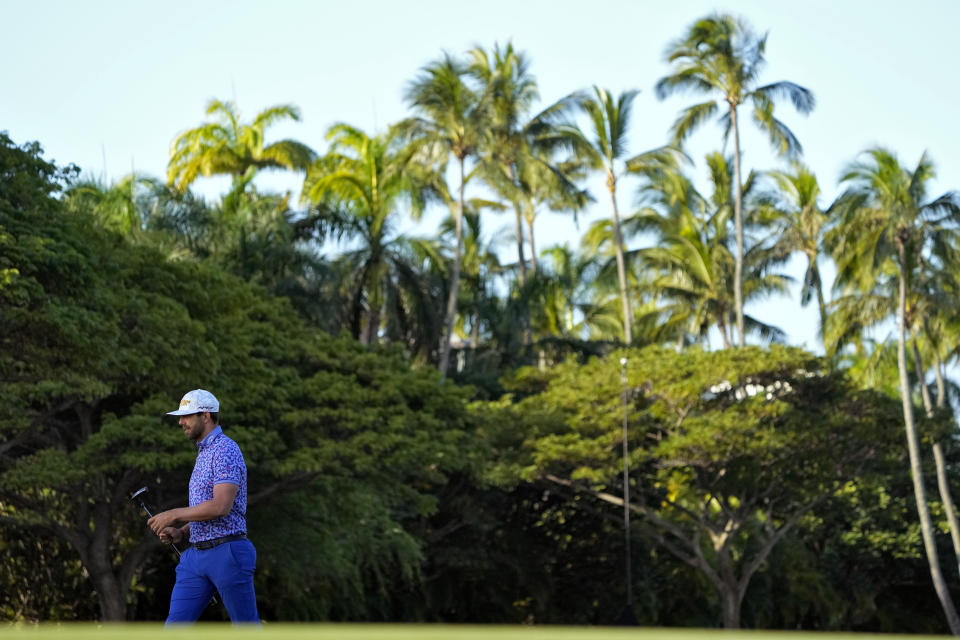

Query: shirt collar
197;425;223;450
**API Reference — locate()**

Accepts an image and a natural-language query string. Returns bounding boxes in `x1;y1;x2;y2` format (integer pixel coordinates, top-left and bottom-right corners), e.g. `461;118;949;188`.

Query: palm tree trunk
730;103;745;348
936;353;947;408
717;319;732;349
508;164;527;286
913;339;935;414
933;443;960;582
438;157;466;379
897;261;960;634
363;308;381;345
913;340;960;583
526;211;538;274
513;204;527;285
608;172;633;344
926;320;948;408
814;266;829;356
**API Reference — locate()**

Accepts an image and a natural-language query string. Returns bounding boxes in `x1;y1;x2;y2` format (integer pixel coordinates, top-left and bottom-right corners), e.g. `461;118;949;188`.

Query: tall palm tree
656;13;814;347
167;99;315;193
763;164;830;354
468;42;537;284
558;87;677;345
434;204;508;371
830;147;960;633
633;153;789;348
515;154;589;275
403;54;490;378
301;123;441;351
468;42;584;283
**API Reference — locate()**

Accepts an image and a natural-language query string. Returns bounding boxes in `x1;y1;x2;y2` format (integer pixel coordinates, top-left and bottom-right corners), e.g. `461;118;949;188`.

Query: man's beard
186;417;204;441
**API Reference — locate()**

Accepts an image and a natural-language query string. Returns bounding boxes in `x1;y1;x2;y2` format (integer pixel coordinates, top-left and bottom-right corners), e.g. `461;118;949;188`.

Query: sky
3;0;958;353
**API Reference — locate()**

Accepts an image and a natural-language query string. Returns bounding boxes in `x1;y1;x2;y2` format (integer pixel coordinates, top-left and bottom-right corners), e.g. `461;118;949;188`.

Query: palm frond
668;101;719;148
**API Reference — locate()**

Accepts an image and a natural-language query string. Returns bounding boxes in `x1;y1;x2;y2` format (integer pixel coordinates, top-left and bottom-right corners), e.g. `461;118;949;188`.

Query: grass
2;624;947;640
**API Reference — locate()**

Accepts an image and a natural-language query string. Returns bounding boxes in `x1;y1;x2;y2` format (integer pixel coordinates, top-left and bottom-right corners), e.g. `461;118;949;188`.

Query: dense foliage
3;9;960;632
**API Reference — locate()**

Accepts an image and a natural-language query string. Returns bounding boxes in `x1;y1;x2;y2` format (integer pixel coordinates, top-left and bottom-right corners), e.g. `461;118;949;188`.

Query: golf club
130;486;182;559
129;486;219;607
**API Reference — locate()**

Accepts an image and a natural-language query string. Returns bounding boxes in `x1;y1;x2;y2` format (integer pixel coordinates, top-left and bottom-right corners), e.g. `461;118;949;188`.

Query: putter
130;486;182;559
130;486;219;607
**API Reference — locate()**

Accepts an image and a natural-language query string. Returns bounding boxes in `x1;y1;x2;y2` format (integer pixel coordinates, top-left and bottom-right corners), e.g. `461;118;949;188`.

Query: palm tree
65;173;156;237
536;244;627;344
558;86;677;345
403;54;490;378
763;164;830;354
656;13;814;347
434;204;509;371
633;153;789;348
167;99;315;193
830;147;960;633
515;154;589;275
468;42;585;283
467;42;537;284
301;123;441;351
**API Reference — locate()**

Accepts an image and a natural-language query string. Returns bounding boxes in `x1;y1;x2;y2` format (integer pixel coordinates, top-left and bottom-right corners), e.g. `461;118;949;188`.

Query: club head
130;486;149;502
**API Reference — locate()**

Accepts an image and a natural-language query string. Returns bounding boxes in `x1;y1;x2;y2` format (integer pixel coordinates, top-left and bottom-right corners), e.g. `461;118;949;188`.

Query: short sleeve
212;441;245;486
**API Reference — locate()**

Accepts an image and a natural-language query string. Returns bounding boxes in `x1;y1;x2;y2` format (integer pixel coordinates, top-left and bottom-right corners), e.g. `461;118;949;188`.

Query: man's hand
158;526;183;545
147;509;181;535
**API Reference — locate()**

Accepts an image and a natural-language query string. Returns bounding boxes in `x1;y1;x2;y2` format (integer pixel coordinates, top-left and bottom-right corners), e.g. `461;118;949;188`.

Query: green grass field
2;625;946;640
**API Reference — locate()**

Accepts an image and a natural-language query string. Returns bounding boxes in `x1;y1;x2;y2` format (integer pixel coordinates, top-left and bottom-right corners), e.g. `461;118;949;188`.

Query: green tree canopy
480;345;906;628
0;134;476;621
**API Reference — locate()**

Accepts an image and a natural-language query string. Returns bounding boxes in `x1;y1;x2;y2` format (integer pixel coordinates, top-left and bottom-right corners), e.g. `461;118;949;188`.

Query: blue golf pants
165;538;260;624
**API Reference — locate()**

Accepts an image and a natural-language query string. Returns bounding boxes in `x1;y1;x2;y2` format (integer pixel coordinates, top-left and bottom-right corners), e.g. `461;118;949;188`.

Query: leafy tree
482;345;904;628
0;135;476;621
656;13;814;346
64;173;155;238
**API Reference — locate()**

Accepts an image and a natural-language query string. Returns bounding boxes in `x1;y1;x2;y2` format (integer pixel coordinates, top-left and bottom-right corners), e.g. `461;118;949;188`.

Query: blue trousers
165;538;260;624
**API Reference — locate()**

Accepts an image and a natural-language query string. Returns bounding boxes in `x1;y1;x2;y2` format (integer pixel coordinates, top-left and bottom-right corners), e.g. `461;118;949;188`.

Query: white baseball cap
167;389;220;415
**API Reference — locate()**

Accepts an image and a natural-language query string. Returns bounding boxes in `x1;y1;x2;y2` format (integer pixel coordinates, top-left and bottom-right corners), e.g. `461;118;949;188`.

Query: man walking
147;389;260;624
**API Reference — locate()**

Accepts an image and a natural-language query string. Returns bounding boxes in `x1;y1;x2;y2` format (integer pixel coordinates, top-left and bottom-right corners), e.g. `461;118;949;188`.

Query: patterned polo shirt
188;425;247;542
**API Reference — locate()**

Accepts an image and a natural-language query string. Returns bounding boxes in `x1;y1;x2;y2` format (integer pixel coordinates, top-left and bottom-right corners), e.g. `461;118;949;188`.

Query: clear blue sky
3;0;958;352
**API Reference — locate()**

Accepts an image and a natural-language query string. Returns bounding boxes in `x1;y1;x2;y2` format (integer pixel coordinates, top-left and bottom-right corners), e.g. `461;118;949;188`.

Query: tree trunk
721;587;743;629
438;157;466;379
933;443;960;581
608;170;633;344
362;307;381;345
717;319;732;350
814;264;829;356
513;203;527;285
913;340;960;582
89;563;128;621
913;339;934;415
897;260;960;634
74;503;129;621
508;163;527;286
526;207;538;275
730;103;745;348
936;356;947;409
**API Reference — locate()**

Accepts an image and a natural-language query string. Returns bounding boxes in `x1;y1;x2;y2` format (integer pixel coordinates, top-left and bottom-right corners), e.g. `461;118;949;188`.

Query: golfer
147;389;260;624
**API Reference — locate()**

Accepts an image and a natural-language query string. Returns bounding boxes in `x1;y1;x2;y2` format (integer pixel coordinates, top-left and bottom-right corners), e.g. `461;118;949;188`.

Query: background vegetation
3;12;960;633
